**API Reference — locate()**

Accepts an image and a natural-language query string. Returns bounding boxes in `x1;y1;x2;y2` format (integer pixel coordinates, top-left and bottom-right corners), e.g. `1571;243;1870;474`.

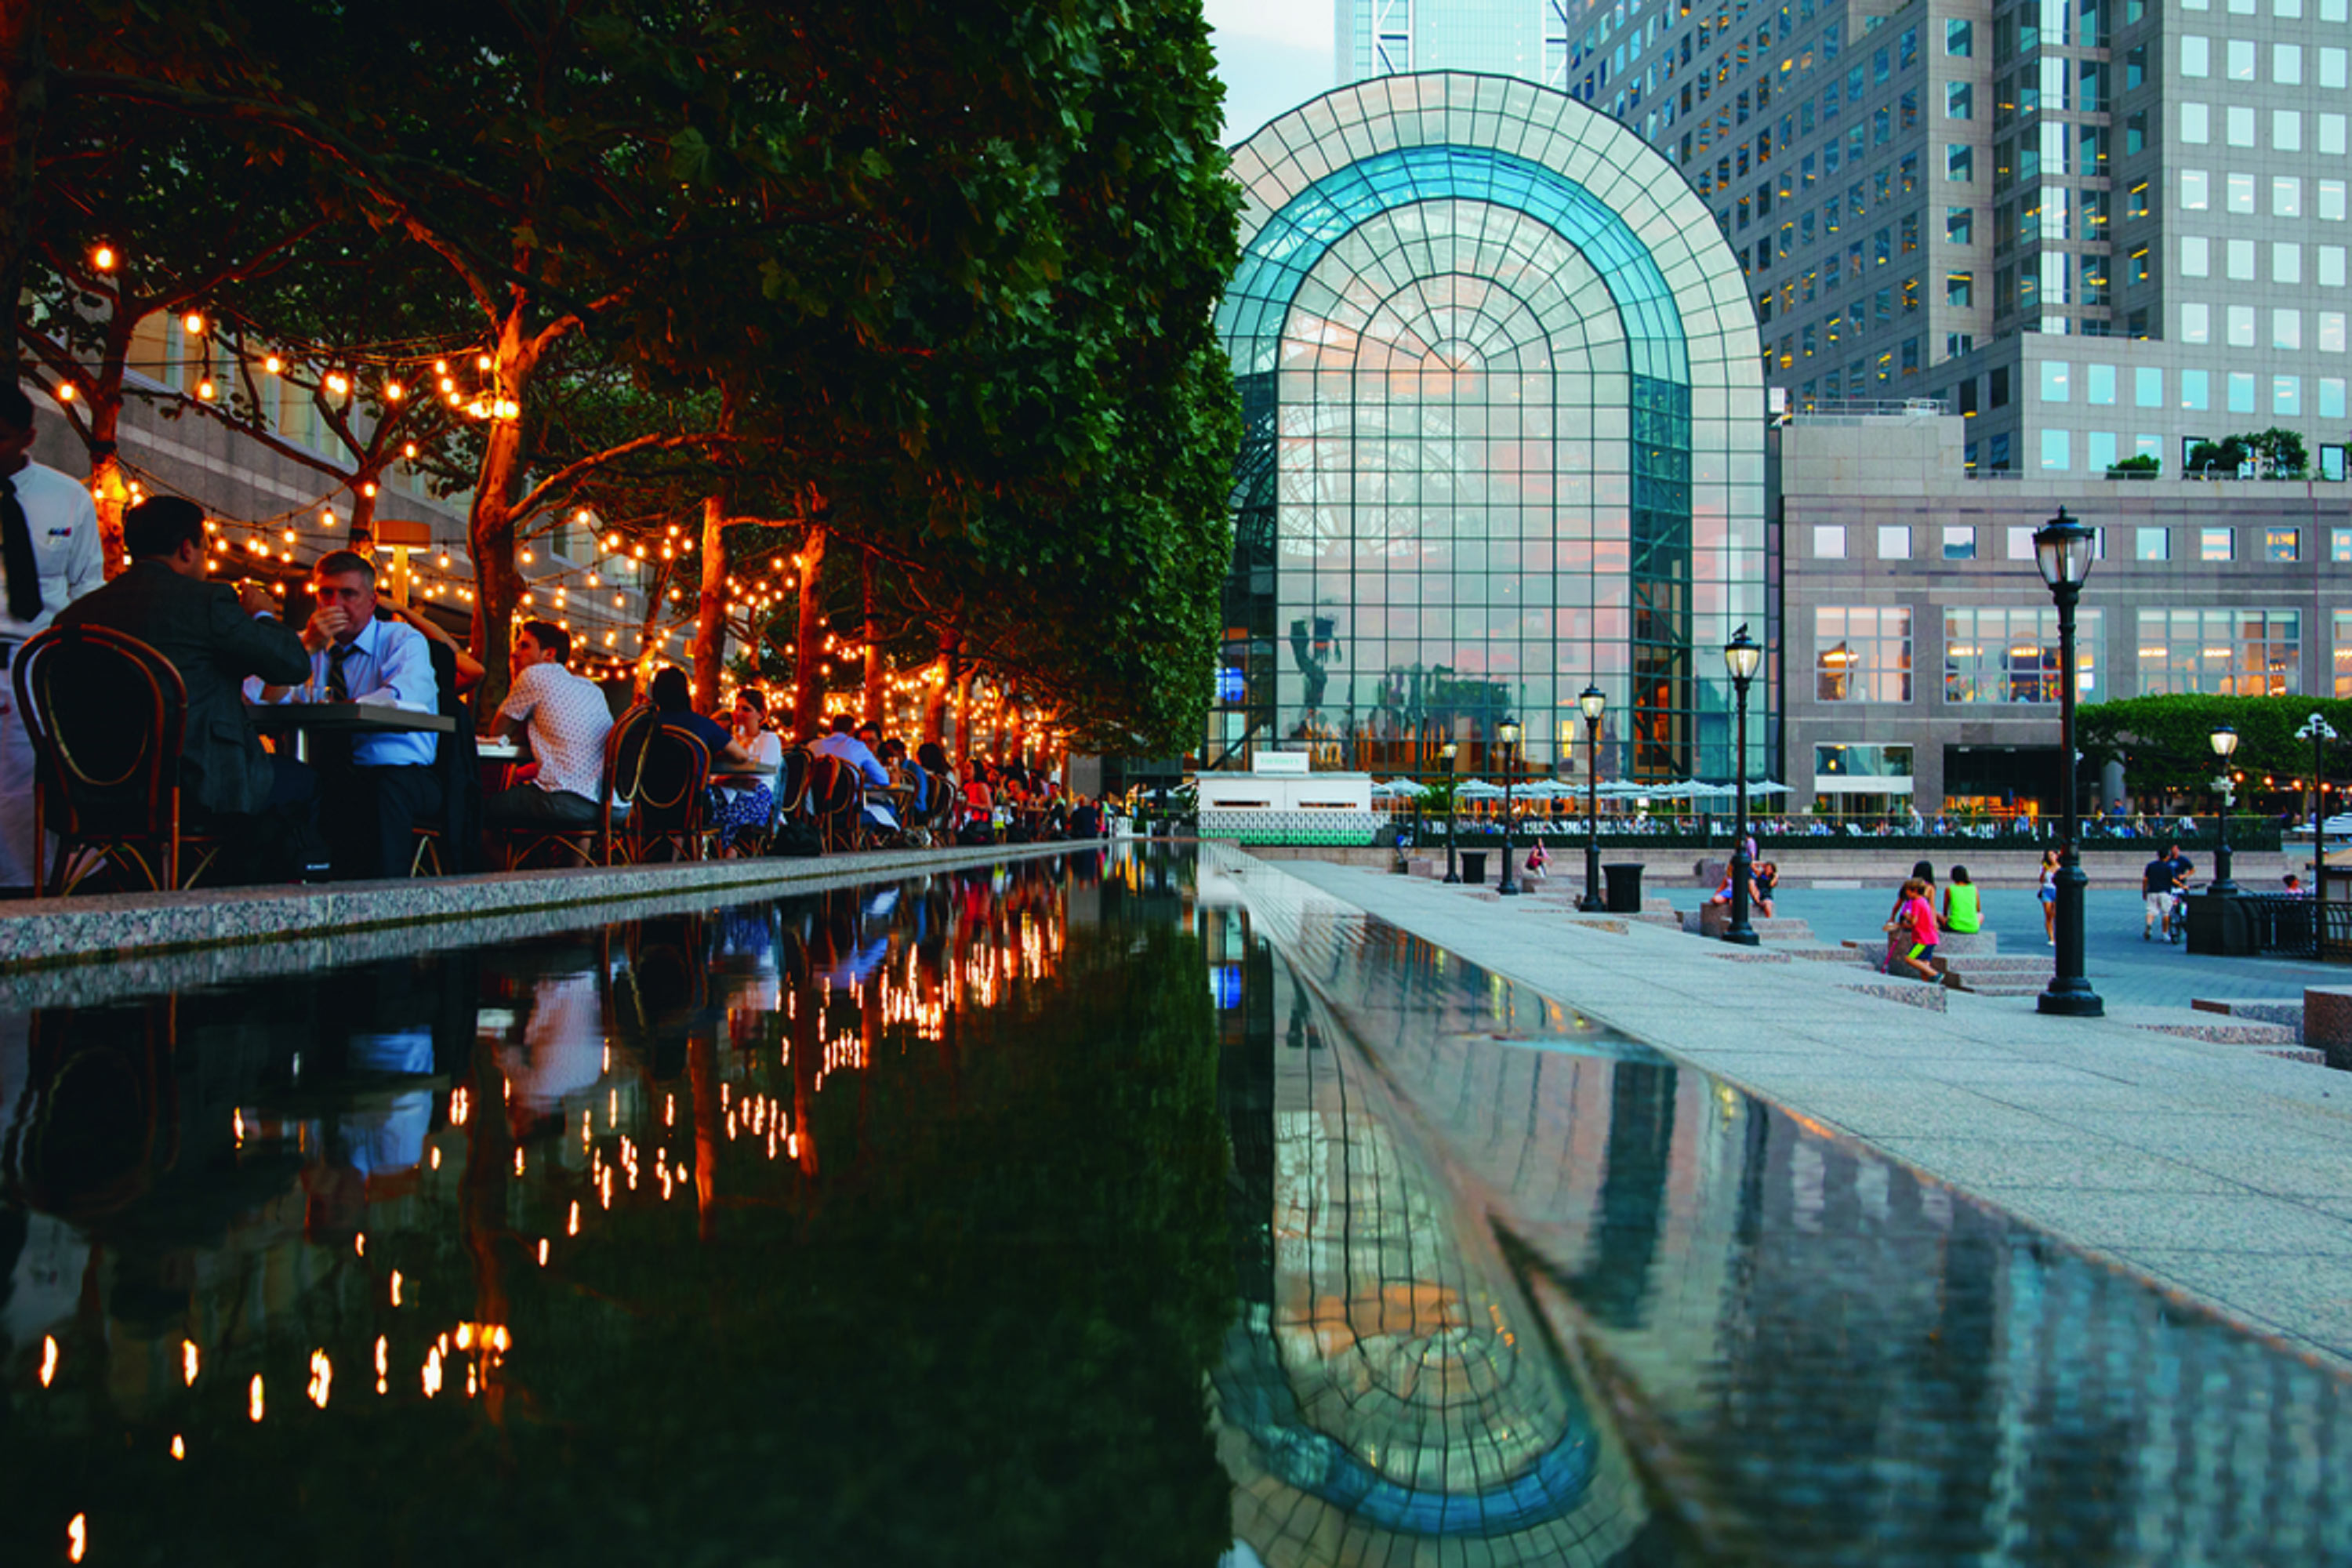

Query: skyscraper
1339;0;2352;482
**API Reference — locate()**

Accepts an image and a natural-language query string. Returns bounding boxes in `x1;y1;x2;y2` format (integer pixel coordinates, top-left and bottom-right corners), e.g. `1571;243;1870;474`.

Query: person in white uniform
0;385;106;894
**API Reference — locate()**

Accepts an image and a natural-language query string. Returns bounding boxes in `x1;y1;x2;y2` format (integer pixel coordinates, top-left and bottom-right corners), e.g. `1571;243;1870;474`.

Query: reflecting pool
3;847;2351;1566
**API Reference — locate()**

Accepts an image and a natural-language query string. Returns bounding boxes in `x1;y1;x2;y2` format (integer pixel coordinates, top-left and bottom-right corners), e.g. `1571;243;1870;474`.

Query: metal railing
2230;894;2352;960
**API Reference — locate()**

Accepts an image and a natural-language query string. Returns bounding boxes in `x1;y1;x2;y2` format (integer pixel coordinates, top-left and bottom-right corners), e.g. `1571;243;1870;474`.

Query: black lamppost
1497;719;1524;896
2209;723;2241;895
1439;739;1461;884
1578;683;1606;912
2034;506;2103;1017
2301;713;2338;956
1722;626;1762;946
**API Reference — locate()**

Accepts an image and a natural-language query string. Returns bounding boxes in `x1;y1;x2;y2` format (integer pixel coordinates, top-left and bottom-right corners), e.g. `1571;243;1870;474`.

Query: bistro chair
727;744;811;858
10;624;220;896
497;704;648;871
612;717;713;864
808;751;866;854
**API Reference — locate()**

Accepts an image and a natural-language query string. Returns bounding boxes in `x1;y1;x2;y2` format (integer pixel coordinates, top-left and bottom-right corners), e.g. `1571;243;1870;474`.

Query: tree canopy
2078;693;2352;793
16;0;1240;754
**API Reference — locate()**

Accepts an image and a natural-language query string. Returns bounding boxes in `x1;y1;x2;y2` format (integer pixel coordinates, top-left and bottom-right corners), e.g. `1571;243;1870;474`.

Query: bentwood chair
612;716;712;864
12;625;220;896
808;752;865;855
497;704;647;871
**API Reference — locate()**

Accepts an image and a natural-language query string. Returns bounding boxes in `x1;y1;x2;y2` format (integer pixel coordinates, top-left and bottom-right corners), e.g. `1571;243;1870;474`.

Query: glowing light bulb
183;311;205;336
264;354;283;374
55;383;74;403
197;379;216;401
249;1374;265;1422
39;1335;57;1387
91;244;117;270
384;382;405;401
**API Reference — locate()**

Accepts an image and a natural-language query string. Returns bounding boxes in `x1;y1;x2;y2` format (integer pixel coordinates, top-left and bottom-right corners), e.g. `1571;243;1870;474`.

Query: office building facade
1340;0;2352;481
1777;408;2352;817
1210;72;1768;785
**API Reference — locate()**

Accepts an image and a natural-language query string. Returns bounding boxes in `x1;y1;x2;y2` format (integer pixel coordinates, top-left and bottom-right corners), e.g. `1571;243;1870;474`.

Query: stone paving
1247;851;2352;1372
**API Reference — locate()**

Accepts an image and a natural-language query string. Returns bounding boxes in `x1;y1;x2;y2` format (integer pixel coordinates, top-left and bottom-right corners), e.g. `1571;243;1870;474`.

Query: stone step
2138;1019;2304;1046
2192;997;2304;1028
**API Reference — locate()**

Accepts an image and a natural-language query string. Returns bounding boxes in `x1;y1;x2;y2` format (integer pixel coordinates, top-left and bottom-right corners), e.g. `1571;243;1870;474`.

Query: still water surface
1;847;2348;1565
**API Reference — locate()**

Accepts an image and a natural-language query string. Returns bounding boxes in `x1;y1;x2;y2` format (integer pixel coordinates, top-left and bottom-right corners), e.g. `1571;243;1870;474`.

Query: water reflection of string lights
3;857;1125;1568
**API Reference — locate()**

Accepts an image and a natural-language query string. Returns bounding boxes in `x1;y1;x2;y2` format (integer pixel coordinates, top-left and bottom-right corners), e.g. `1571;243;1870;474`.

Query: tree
2247;426;2308;477
2078;693;2352;793
2184;436;2249;477
2105;453;2160;477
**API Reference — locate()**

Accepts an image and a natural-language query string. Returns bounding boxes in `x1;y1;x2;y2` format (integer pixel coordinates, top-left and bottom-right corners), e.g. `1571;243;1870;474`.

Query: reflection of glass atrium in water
1214;74;1768;782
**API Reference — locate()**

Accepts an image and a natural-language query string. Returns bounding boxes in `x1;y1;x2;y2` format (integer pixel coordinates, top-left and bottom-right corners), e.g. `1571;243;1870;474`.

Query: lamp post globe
1577;683;1606;912
1497;720;1524;896
1439;739;1461;884
2209;724;2241;895
2033;506;2103;1017
1720;626;1762;946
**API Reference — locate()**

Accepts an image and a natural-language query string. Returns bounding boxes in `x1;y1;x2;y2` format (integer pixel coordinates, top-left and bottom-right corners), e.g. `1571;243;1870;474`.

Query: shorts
2144;891;2176;918
1907;942;1937;962
2038;884;2056;903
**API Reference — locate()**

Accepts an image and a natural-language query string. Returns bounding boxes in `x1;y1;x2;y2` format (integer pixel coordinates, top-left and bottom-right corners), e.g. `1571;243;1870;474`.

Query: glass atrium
1213;73;1769;783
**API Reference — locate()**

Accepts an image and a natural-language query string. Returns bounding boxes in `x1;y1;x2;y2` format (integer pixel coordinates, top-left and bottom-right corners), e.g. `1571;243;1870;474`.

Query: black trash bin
2183;891;2249;956
1603;862;1645;913
1459;850;1489;885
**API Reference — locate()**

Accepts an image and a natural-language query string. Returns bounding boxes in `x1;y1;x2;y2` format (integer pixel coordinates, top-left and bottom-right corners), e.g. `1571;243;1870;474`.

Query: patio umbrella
1454;779;1507;800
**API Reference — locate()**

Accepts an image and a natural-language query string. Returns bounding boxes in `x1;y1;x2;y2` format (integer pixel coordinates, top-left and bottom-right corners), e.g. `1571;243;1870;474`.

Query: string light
90;244;116;270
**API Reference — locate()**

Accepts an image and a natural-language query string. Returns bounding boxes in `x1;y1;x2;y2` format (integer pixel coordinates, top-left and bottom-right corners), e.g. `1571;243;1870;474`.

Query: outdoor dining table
247;702;456;764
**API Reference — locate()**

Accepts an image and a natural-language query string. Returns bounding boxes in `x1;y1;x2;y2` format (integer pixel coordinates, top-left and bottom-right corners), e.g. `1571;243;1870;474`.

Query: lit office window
2266;528;2300;561
1944;607;2103;702
1816;607;1914;702
2136;608;2300;695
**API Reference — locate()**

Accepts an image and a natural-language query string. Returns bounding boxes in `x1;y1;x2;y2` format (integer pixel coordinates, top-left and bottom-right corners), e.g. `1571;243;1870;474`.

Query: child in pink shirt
1892;877;1941;981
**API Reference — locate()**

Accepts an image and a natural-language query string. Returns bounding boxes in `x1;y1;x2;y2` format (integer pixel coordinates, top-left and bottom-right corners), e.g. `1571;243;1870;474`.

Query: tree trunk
953;666;975;775
692;491;727;710
860;550;883;727
464;310;539;713
790;523;827;739
0;0;45;376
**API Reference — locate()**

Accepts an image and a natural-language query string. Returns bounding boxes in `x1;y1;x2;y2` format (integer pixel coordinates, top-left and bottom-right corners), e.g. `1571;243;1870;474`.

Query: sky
1205;0;1337;144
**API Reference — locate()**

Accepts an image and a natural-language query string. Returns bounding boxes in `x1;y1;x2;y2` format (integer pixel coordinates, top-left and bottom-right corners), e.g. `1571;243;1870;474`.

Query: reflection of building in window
1943;607;2103;704
1815;742;1915;779
1814;607;1912;702
1811;742;1915;818
2136;608;2299;696
2334;610;2352;698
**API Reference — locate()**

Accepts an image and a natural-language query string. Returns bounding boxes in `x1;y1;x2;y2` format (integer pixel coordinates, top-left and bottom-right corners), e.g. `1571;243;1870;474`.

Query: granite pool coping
1228;848;2352;1374
0;840;1081;985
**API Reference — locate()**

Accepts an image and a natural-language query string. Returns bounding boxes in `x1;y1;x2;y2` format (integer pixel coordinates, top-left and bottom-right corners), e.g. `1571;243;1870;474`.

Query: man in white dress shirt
268;550;441;880
0;385;106;894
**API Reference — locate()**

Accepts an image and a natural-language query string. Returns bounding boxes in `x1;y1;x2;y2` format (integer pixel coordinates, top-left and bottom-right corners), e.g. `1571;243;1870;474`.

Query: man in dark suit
53;495;315;821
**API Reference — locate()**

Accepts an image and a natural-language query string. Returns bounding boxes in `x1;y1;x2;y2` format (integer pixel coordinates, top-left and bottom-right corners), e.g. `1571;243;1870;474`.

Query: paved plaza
1256;852;2352;1372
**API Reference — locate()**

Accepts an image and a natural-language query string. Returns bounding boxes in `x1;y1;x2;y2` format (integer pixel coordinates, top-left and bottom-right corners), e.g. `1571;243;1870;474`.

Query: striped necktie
326;642;355;702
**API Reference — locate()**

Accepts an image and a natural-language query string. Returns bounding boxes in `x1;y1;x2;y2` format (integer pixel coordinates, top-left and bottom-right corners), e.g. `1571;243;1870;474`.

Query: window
2275;311;2302;351
2276;375;2303;416
2339;611;2352;698
1947;82;1973;119
2182;236;2210;278
2136;527;2171;561
2182;102;2210;143
1944;607;2104;703
2276;178;2303;218
2277;43;2303;84
2338;530;2352;563
2278;244;2303;286
1947;270;1973;306
2039;360;2071;402
2182;169;2210;210
2229;371;2256;412
1947;206;1973;244
2227;106;2256;147
2042;429;2070;471
1877;524;1911;560
1814;524;1847;558
1943;526;1976;560
2266;528;2300;562
2137;608;2301;695
2182;35;2210;76
2201;528;2235;561
1946;18;1973;54
2182;370;2209;409
1814;743;1915;790
2135;368;2162;408
2227;240;2255;281
2087;364;2116;405
1815;607;1913;702
2228;38;2255;79
1946;143;1973;182
2227;173;2256;215
2182;303;2210;344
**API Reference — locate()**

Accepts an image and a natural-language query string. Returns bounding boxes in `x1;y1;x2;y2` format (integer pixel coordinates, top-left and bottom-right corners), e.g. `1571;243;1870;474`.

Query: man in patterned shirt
485;619;614;827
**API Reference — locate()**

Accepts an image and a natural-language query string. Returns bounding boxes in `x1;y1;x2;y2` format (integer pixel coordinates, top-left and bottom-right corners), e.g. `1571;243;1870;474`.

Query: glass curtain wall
1214;74;1766;783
